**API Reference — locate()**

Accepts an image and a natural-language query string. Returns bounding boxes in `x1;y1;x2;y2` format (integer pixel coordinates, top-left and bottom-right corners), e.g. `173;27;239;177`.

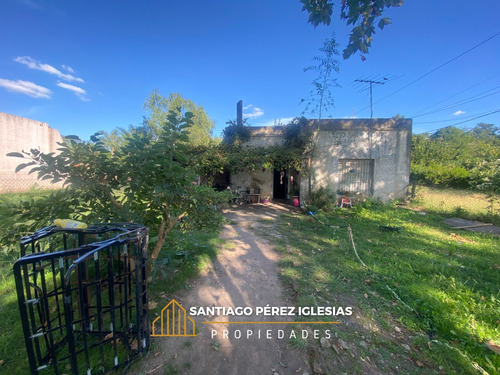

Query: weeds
0;190;225;375
411;186;500;225
273;198;499;374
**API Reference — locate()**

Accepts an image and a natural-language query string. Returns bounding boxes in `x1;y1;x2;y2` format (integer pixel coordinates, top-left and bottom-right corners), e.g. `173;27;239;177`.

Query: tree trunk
410;180;417;199
150;203;186;260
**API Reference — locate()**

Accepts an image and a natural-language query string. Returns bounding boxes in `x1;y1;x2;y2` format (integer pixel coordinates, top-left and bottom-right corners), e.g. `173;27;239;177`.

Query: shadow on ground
136;203;311;375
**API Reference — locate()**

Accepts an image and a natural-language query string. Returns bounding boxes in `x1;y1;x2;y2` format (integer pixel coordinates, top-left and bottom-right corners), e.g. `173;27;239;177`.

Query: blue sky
1;0;499;139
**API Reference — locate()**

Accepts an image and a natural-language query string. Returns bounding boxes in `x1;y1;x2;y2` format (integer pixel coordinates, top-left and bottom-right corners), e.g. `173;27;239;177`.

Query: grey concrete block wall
0;112;64;193
237;118;412;202
230;127;284;201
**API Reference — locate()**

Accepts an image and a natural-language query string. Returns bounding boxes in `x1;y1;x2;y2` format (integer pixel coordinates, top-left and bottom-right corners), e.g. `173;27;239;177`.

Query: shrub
309;186;337;212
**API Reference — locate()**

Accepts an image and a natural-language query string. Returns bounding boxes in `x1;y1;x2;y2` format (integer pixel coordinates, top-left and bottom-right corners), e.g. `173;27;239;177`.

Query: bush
412;163;470;188
309;186;337;212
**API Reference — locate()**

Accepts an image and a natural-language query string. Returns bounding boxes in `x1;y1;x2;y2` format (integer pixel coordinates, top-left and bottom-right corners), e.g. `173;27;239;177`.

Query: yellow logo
151;299;196;337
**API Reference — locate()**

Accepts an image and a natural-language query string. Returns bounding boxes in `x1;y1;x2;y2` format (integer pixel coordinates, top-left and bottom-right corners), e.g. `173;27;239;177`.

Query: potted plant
289;188;300;206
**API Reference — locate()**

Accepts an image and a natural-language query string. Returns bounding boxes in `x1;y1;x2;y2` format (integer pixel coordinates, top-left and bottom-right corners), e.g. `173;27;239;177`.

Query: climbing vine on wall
207;117;314;176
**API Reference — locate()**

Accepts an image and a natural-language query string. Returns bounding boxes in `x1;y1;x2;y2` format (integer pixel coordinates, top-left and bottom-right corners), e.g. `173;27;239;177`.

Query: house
230;117;412;202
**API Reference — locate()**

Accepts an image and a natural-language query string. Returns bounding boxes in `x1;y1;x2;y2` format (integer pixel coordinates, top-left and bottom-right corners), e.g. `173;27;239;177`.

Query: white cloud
14;56;84;83
57;82;89;101
0;78;52;99
243;104;253;110
243;104;264;119
62;65;75;73
453;110;466;116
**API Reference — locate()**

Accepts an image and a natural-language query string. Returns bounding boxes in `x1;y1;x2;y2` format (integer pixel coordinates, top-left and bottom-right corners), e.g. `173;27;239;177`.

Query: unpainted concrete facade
230;118;412;202
0;112;64;193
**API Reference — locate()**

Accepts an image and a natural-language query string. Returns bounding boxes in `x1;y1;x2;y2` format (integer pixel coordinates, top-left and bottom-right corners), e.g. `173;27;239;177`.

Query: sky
1;0;499;139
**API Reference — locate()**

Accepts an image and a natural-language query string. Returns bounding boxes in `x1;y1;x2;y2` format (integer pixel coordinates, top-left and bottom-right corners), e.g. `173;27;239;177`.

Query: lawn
0;190;225;375
1;188;498;374
411;186;500;225
270;199;499;374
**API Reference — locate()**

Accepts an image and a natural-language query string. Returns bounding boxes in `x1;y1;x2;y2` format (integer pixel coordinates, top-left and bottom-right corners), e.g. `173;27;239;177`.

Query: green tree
470;122;500;140
411;124;500;191
222;118;252;146
143;89;215;147
8;110;229;261
300;0;404;59
301;33;340;119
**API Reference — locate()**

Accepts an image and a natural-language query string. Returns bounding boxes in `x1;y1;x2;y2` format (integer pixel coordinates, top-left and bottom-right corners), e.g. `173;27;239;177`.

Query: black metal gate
13;223;150;375
338;159;374;195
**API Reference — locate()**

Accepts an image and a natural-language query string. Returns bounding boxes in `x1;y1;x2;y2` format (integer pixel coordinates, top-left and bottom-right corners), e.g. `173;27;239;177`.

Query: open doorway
273;169;287;199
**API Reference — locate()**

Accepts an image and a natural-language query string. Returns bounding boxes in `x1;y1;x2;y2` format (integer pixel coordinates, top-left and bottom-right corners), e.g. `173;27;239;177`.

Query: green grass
273;201;499;374
411;186;500;225
0;190;225;375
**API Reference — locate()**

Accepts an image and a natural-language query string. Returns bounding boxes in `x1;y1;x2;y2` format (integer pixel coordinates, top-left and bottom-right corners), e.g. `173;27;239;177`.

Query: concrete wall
232;118;412;202
230;127;284;201
0;112;64;193
307;118;412;201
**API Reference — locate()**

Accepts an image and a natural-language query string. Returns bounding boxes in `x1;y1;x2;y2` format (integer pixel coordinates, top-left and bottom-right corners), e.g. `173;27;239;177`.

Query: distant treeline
411;123;500;194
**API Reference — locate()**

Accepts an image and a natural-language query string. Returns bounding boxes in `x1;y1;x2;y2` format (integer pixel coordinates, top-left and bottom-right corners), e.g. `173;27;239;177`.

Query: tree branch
150;202;187;260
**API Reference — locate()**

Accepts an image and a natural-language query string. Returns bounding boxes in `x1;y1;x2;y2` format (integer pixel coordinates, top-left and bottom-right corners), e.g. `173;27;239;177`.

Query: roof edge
249;118;412;135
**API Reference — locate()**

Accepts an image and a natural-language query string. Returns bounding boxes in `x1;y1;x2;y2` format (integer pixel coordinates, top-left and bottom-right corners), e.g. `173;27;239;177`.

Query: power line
413;108;500;124
446;108;500;127
353;30;500;116
417;108;500;133
412;86;500;118
410;74;500;117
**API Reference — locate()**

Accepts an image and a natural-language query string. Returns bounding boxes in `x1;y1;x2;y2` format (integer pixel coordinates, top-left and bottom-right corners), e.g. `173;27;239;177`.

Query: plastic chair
340;197;352;208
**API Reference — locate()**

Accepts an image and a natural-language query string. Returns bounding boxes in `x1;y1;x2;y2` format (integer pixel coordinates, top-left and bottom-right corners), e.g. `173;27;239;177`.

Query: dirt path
138;203;310;375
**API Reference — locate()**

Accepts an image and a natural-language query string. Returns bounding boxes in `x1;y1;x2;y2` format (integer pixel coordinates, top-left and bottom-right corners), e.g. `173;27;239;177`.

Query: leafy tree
470;159;500;213
411;124;500;192
143;89;215;147
283;117;314;149
222;118;252;146
300;0;404;59
301;33;340;119
100;124;148;154
189;141;229;184
8;110;230;261
470;122;500;140
217;117;314;175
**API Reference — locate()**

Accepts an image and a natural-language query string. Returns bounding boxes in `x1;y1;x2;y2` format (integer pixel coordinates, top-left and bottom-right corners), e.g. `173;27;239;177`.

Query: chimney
237;100;243;126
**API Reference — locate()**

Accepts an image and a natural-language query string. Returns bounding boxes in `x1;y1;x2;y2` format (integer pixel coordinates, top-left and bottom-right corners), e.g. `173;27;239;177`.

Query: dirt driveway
137;203;311;375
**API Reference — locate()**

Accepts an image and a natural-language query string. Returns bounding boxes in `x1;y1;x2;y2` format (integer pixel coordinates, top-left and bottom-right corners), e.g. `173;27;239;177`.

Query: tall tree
301;33;340;119
300;0;404;59
411;124;500;190
143;89;215;147
9;110;229;261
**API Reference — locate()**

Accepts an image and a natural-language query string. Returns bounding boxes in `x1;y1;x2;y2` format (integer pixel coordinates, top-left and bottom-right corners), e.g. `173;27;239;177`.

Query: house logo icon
151;299;196;337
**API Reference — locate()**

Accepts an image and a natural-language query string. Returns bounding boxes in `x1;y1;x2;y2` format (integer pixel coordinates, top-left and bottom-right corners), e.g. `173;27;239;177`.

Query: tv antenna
354;77;388;118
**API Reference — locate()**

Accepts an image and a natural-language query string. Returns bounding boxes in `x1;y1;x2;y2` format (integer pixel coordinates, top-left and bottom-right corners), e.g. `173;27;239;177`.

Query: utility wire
413;108;500;124
416;108;500;133
412;87;500;118
353;31;500;116
410;74;500;117
446;108;500;127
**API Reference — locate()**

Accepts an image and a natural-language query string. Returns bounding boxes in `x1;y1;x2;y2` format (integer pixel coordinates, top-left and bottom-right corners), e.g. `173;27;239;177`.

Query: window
338;159;374;195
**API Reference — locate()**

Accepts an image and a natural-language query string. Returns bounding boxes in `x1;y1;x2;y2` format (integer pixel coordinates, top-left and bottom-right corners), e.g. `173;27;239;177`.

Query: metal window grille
14;223;150;375
338;159;374;195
